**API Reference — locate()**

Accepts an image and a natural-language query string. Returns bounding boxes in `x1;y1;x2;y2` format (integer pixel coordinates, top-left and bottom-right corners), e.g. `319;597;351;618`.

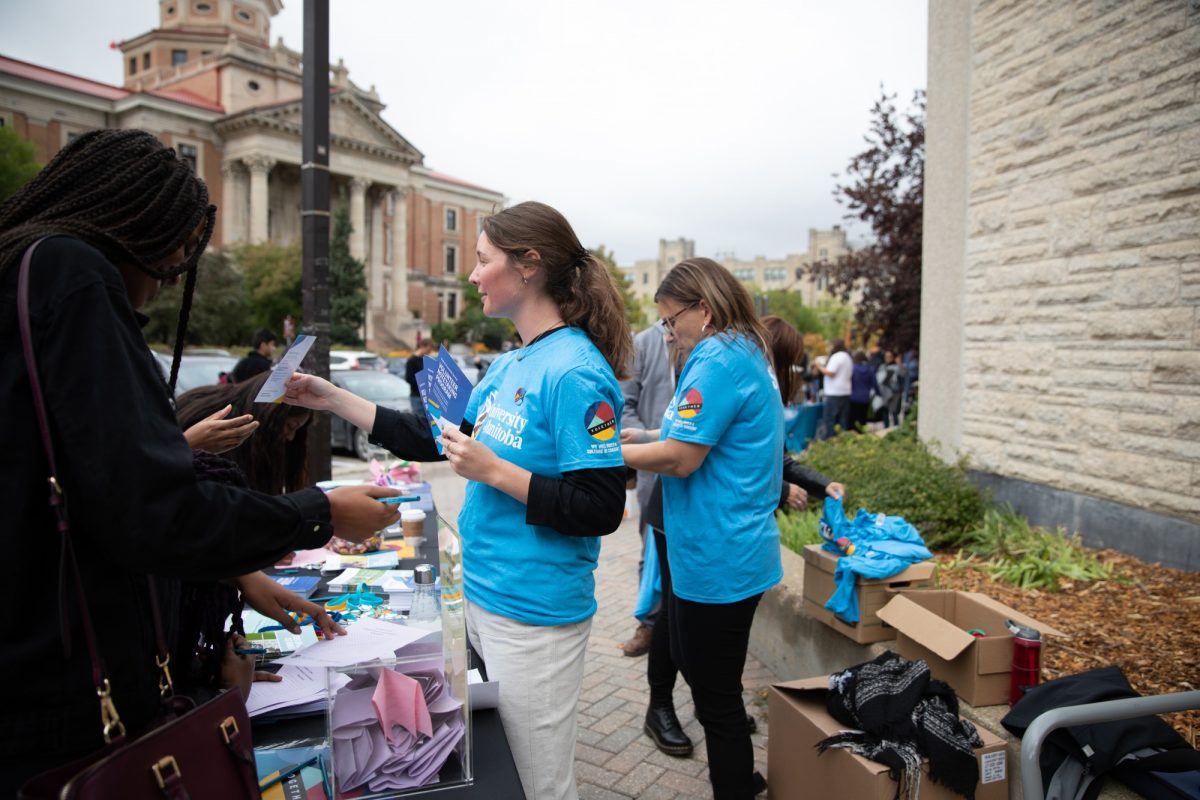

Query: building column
245;155;275;242
218;158;243;242
391;188;411;334
350;176;370;260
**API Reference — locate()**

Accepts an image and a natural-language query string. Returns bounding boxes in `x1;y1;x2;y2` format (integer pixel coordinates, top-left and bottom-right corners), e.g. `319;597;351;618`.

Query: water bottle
1007;619;1042;706
407;564;440;626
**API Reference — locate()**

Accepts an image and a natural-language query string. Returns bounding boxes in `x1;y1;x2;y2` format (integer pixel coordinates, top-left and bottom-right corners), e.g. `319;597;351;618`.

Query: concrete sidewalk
334;456;780;799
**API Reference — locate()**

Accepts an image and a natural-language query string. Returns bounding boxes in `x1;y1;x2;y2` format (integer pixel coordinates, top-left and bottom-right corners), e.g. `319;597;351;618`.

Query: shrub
952;507;1118;591
776;508;822;553
796;421;987;549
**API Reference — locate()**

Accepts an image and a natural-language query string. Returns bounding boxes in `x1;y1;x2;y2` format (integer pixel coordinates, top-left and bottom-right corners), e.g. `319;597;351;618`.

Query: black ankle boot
644;704;693;757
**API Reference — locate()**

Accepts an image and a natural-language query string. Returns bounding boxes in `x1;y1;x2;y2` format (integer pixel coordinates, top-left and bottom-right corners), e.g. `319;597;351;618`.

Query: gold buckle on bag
220;716;239;745
97;679;126;743
152;755;182;789
156;652;174;698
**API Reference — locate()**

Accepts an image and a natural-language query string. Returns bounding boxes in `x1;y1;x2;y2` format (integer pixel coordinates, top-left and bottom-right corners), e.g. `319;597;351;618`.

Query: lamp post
302;0;332;481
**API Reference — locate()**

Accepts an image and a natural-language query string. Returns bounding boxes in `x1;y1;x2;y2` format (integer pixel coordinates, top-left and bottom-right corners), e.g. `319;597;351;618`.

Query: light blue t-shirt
660;333;784;604
458;328;624;626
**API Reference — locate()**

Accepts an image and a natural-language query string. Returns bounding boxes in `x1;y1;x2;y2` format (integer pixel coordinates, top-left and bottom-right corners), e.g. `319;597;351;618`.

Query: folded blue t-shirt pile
821;496;932;623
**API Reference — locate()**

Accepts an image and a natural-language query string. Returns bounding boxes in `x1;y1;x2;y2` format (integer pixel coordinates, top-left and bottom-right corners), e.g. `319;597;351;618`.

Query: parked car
329;370;411;459
329;349;387;371
153;352;239;393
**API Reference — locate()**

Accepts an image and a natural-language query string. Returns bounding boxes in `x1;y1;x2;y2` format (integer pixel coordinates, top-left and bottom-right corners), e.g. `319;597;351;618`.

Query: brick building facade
0;0;504;349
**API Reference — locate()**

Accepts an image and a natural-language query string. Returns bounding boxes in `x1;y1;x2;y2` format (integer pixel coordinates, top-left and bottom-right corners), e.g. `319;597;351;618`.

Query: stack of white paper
246;664;352;718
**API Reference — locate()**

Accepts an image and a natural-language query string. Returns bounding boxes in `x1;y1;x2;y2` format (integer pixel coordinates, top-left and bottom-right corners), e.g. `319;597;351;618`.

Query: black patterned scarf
816;651;984;800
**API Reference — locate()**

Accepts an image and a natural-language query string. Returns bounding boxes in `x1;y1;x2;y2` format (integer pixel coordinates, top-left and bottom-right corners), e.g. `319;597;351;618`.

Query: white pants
466;602;592;800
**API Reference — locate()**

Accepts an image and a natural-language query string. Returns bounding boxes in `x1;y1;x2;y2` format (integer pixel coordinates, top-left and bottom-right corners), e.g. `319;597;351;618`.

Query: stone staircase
749;546;1145;800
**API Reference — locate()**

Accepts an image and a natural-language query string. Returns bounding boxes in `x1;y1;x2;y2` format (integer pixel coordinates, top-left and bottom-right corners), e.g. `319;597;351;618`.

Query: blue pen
234;646;266;655
379;495;420;505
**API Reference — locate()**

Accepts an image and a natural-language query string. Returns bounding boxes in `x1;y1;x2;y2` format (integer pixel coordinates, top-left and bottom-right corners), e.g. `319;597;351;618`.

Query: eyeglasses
661;303;697;334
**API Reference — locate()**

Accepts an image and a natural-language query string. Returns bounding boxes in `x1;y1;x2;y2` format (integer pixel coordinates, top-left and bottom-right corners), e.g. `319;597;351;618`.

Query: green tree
143;250;253;347
591;243;645;329
329;206;368;346
235;240;303;334
809;89;925;351
764;289;822;334
0;126;41;203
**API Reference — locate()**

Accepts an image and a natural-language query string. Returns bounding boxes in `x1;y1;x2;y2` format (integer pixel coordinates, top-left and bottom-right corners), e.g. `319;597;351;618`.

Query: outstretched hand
283;373;339;411
183;404;258;453
327;485;403;541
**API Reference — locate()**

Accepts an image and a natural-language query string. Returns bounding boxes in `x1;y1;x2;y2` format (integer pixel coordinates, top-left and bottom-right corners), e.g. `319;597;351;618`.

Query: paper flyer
254;334;315;403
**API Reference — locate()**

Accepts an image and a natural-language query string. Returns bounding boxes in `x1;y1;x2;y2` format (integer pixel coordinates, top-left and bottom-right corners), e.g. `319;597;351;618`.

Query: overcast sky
0;0;926;263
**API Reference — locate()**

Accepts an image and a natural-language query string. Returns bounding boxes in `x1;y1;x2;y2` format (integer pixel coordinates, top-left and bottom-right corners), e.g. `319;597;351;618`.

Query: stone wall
923;0;1200;546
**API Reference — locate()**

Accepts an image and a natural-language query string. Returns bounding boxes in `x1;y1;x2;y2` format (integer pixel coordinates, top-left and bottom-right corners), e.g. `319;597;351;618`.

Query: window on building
165;5;175;14
476;214;486;235
195;2;213;12
384;228;393;265
236;9;253;22
819;248;828;260
129;57;137;75
177;143;198;173
247;80;260;92
445;208;458;231
735;269;754;282
445;244;457;274
201;50;212;58
143;53;151;69
171;49;187;66
385;192;395;215
642;273;648;284
66;131;80;144
447;292;458;320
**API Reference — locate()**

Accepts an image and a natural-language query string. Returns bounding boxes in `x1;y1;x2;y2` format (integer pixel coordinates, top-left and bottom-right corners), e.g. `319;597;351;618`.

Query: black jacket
0;237;332;778
231;349;273;383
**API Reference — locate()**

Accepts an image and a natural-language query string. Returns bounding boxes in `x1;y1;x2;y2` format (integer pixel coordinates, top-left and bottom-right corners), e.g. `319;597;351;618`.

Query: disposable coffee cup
401;508;426;541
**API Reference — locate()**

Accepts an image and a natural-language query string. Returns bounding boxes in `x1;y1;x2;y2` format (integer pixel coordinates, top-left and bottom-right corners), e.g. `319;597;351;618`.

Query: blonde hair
655;257;772;364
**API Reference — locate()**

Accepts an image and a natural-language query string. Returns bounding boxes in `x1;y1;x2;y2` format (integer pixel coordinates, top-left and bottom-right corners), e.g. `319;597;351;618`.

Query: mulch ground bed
935;549;1200;744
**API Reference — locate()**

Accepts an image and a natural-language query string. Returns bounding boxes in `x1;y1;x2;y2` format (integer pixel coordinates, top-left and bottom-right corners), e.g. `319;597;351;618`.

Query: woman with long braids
0;129;400;792
622;258;783;799
284;201;631;800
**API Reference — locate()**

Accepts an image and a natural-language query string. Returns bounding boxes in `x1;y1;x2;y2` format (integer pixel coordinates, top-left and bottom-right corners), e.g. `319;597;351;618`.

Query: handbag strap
15;238;182;740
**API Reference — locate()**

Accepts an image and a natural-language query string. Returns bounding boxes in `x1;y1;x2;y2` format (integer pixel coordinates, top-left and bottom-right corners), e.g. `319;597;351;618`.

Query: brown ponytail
482;201;632;379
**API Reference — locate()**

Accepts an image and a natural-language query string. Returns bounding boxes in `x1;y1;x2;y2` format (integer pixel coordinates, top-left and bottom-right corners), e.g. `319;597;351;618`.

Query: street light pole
302;0;332;481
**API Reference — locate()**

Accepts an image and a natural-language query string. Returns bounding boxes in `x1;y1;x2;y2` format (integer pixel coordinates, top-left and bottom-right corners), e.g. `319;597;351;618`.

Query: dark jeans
819;394;850;439
849;400;871;431
649;528;762;800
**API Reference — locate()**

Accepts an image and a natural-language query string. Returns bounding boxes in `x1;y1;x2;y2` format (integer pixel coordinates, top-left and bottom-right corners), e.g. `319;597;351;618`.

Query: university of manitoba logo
677;388;703;419
513;387;526;406
585;401;616;442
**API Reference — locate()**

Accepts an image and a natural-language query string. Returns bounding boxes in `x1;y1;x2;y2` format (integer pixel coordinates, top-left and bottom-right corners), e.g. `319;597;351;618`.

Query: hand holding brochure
254;334;315;403
417;346;474;454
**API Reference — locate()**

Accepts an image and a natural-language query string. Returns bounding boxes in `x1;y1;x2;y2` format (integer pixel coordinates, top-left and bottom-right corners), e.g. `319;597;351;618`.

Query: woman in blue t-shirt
622;258;783;799
284;201;631;800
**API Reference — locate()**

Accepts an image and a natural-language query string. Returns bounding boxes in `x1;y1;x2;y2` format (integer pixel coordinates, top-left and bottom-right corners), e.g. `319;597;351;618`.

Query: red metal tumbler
1007;619;1042;707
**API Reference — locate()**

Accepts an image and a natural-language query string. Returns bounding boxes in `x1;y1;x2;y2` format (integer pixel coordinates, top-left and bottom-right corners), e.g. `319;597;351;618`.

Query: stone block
1112;264;1181;307
1119;412;1175;437
1151;351;1200;384
1086;308;1193;341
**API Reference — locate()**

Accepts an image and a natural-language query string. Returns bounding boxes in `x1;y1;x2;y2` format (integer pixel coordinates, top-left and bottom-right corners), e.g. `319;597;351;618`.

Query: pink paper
372;668;433;743
282;547;333;567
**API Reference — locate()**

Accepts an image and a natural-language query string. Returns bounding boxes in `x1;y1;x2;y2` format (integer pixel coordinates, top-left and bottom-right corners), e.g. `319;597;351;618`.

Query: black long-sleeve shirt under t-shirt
0;236;334;776
370;397;626;538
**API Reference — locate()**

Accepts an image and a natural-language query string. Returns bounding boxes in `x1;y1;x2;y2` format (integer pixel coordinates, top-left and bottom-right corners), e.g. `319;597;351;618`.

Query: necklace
525;323;568;348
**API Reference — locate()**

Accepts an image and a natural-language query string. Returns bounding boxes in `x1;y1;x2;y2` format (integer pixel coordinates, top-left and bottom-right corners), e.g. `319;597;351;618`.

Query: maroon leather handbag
15;240;260;799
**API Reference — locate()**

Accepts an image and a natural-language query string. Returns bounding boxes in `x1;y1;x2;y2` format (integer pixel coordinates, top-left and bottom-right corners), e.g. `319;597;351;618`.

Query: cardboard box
768;676;1009;800
801;544;937;643
877;590;1066;707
